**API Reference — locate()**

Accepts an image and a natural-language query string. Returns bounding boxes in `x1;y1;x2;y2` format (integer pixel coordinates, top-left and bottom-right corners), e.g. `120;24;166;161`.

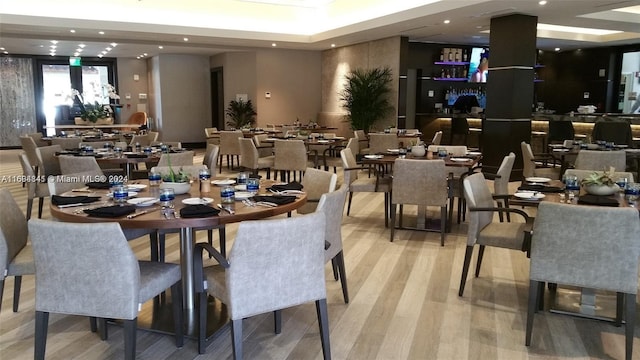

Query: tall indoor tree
340;67;394;132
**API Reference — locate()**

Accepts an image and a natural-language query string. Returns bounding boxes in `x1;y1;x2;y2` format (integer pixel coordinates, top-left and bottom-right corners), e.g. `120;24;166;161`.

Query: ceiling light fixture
76;48;82;52
50;40;58;44
555;47;560;51
539;0;547;5
98;31;105;35
444;20;450;24
272;43;277;46
331;44;336;47
106;47;112;51
50;45;56;49
158;46;164;49
79;44;86;48
538;23;622;36
183;37;189;41
143;53;148;56
101;50;107;54
98;54;104;58
110;43;118;47
69;29;75;33
73;52;79;56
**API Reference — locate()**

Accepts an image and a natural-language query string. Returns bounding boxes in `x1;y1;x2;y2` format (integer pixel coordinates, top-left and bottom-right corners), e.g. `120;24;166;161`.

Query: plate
235;191;254;200
316;140;330;144
525;177;551;183
127;184;147;191
553;148;570;152
212;179;236;186
182;197;214;205
466;151;482;156
127;197;158;206
364;154;383;159
107;191;138;198
235;184;247;191
514;192;545;200
386;149;400;153
450;157;471;162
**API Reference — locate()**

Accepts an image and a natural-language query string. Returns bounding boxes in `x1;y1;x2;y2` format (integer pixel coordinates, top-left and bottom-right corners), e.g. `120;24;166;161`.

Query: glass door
41;64;72;136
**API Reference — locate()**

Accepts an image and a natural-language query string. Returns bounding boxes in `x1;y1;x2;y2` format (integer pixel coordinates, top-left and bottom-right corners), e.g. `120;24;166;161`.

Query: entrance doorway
211;67;224;129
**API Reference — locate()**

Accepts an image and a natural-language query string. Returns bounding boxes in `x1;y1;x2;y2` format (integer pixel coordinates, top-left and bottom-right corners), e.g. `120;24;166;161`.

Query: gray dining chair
193;212;331;358
202;143;220;178
273;139;310;182
58;154;104;174
239;137;274;179
20;135;41;177
520;141;561;180
35;145;62;178
0;188;34;314
564;169;634;183
50;137;82;150
156;150;194;167
297;167;337;214
29;219;184;360
218;130;243;172
367;133;398;154
18;152;50;219
526;202;640;360
574;149;626;172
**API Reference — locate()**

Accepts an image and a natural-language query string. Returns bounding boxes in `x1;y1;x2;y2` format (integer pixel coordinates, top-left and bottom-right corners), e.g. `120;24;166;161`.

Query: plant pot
74;117;113;126
411;145;426;157
160;181;191;195
584;184;618;196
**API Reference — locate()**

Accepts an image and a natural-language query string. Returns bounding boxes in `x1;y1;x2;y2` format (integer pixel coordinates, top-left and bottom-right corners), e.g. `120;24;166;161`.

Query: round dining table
50;179;307;310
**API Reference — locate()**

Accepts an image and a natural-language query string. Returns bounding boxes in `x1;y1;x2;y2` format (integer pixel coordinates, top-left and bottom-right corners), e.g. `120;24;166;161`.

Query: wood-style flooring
0;148;638;359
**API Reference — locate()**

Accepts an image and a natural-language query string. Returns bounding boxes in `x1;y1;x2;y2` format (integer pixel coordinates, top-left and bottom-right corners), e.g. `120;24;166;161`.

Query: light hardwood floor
0;148;638;359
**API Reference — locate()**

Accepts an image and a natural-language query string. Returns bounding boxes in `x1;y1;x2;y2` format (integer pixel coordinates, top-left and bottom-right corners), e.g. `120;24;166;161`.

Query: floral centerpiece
158;154;192;194
71;83;120;123
580;167;619;196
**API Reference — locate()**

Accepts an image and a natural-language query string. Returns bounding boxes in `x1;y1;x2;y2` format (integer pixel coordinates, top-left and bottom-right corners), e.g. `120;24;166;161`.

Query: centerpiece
158;154;192;195
580;168;620;196
72;84;120;125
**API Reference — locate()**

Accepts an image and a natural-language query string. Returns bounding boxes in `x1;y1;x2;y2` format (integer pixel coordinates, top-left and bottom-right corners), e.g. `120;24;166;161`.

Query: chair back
530;202;640;293
368;133;398;154
226;212;326;320
27;132;48;147
58;155;103;175
274;140;307;172
46;172;98;195
204;127;218;137
520;142;535;178
50;137;82;150
392;159;448;206
129;134;152;147
494;152;516;195
340;148;359;186
151;165;207;179
203;144;220;177
574;150;626;172
253;133;269;147
298;167;338;214
431;131;443;145
316;186;348;262
127;112;147;126
592;120;633;145
564;169;634;183
29;219;141;319
239;138;260;170
547;121;574;143
345;138;359;157
147;131;160;143
219;131;243;156
427;145;467;156
35;145;62;177
0;189;28;275
19;152;48;199
157;151;194;167
20;135;40;168
463;173;495;246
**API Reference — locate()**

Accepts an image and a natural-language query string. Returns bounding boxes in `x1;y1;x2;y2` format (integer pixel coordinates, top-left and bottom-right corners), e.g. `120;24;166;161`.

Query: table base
548;286;619;323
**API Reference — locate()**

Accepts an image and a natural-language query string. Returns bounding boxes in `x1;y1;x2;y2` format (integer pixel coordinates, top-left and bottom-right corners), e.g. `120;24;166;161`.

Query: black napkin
85;181;111;189
179;204;220;218
518;184;565;193
51;195;101;206
251;195;297;205
578;195;619;207
268;181;304;192
126;153;148;158
84;205;136;217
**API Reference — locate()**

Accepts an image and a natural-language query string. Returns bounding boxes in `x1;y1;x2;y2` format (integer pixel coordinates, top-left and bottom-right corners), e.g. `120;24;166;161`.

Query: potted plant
225;99;257;129
580;168;620;196
72;84;120;124
340;67;394;133
159;154;192;194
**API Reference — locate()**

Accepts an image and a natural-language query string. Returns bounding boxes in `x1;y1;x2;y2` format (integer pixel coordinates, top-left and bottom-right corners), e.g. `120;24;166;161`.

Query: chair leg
171;282;184;347
316;299;332;360
197;291;208;354
384;193;389;228
458;245;474;296
616;292;624;327
219;227;227;257
89;317;97;332
98;318;108;340
347;192;353;216
624;292;635;360
440;206;446;246
331;258;339;281
35;311;49;360
274;310;282;334
231;319;243;360
497;201;504;222
13;276;22;312
158;233;166;262
0;279;4;315
526;280;541;346
149;232;159;262
26;198;33;220
474;245;486;277
123;318;137;360
456;197;462;224
390;203;396;242
337;252;349;303
38;197;44;218
398;204;403;228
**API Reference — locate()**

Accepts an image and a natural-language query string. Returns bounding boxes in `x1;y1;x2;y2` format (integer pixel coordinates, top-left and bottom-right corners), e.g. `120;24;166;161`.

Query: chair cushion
7;245;35;276
203;265;229;304
138;261;181;304
478;222;526;250
351;177;390;192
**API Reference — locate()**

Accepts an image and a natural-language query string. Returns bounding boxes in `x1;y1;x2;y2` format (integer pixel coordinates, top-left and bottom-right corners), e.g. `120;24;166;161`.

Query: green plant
225;99;257;129
79;101;111;123
580;169;616;187
340;67;394;133
162;154;190;183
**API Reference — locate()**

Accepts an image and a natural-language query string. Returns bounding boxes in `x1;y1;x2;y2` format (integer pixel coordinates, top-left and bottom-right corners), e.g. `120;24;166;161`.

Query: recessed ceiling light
69;29;75;33
110;43;118;47
272;43;277;47
50;40;58;44
158;46;164;49
331;44;336;47
98;31;105;35
555;47;560;51
50;53;55;56
39;45;43;48
101;50;107;54
73;52;79;56
76;48;83;52
98;54;104;58
50;45;57;49
539;0;547;5
444;20;450;24
106;47;112;51
183;37;189;41
78;44;86;48
3;51;8;55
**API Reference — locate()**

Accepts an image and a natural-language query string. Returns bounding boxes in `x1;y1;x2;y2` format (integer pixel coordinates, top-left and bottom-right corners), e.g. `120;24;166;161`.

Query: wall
211;51;257;129
321;36;401;134
116;58;149;123
0;57;37;147
151;54;212;143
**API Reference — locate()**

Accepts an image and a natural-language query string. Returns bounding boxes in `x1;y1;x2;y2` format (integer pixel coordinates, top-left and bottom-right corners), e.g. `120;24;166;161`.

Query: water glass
112;185;128;204
437;147;447;158
236;172;248;185
143;146;152;154
398;148;407;159
161;144;169;153
564;175;580;201
135;142;141;152
247;178;260;194
616;177;629;192
221;185;235;204
148;170;161;186
113;146;123;158
625;183;640;202
159;188;175;207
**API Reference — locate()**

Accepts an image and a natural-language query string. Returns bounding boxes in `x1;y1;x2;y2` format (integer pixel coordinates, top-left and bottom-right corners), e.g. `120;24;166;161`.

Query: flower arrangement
162;153;191;183
71;83;120;123
580;167;617;187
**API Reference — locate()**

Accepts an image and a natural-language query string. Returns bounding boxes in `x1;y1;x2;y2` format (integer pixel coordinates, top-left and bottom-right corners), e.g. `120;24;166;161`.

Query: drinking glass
112;185;128;204
437;147;447;158
113;146;123;158
236;172;248;185
564;175;580;202
398;148;407;159
247;178;260;194
159;188;175;207
616;177;628;192
148;170;161;186
625;183;640;202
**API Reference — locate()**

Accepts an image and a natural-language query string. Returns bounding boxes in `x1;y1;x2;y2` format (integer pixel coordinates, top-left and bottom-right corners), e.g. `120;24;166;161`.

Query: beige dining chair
35;145;62;178
574;149;626;172
353;129;369;154
50;137;82;150
526;202;640;360
297;167;337;214
218;130;243;172
520;141;561;180
368;133;399;154
156;150;194;167
252;133;274;158
273;139;310;182
203;143;220;178
58;154;104;175
0;188;35;314
20;135;41;177
239;138;274;179
18;153;49;219
26;132;49;147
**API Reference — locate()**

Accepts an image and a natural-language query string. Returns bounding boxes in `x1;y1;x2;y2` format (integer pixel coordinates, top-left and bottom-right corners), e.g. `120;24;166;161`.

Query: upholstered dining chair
203;143;220;178
426;144;470;224
239;138;274;179
193;213;331;359
426;144;467;156
564;169;634;183
390;159;449;245
316;185;349;303
592;120;633;145
18;152;49;219
219;130;243;172
525;202;640;360
20;135;41;177
273;139;310;182
430;131;443;146
156;150;194;167
367;133;398;154
547;120;575;144
58;154;103;174
521;141;561;180
129;133;153;147
353;129;369;154
35;145;62;178
26;132;49;147
458;173;533;297
126;111;147;131
29;219;184;360
147;131;160;144
50;137;82;150
574;149;626;172
340;147;391;227
297;167;337;214
252;133;274;157
0;188;34;314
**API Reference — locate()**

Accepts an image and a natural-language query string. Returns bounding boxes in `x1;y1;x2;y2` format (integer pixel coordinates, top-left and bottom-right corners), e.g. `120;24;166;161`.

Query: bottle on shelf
462;49;468;62
439;49;444;61
447;49;453;62
455;49;461;62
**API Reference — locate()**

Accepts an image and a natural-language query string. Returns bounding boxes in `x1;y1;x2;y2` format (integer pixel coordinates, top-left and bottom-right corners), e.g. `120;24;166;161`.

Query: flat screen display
468;48;488;83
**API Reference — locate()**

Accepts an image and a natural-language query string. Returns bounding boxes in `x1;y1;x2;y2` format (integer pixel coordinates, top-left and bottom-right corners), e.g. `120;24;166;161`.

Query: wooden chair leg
316;299;332;360
337;252;349;303
219;227;227;257
123;318;137;360
331;258;339;280
616;292;624;327
38;197;44;218
525;280;541;346
0;279;3;314
98;318;108;340
231;319;243;360
440;206;446;246
624;292;635;360
12;276;22;312
475;245;486;277
89;317;97;332
458;245;474;296
390;203;396;242
26;199;33;220
35;311;49;360
149;232;159;262
347;192;353;216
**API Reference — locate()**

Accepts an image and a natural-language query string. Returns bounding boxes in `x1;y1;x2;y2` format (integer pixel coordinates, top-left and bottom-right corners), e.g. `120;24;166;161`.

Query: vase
584;184;618;196
160;181;191;195
411;145;426;157
74;117;114;126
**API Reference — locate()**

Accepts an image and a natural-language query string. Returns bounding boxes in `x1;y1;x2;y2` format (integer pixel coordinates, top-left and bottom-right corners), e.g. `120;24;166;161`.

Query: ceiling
1;0;639;59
